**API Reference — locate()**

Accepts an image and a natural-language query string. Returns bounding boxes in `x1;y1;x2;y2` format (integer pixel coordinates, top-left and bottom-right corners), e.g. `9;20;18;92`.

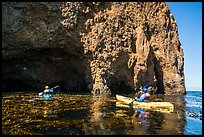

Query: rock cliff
2;2;186;94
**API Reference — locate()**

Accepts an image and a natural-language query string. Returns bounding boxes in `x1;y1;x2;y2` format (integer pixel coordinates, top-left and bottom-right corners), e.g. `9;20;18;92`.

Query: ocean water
184;91;202;135
2;90;202;135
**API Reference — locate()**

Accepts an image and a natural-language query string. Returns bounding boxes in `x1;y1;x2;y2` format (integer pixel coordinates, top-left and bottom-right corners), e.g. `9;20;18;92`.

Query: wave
185;95;202;99
185;104;202;109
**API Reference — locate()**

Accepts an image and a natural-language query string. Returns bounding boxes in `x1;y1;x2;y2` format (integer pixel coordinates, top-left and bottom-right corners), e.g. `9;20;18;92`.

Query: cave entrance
151;47;165;94
2;48;91;93
154;61;165;94
109;77;135;94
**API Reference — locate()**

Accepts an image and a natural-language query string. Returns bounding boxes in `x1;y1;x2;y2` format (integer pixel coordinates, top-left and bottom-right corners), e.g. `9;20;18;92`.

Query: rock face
2;2;186;94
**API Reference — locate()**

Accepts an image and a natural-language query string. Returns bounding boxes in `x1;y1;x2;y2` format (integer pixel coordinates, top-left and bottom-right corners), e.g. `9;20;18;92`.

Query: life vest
144;93;150;98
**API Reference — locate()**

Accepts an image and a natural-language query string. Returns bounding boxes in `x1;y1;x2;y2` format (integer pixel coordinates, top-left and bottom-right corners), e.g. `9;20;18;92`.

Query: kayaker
39;85;60;99
44;86;54;94
38;86;53;98
132;85;151;104
138;86;151;102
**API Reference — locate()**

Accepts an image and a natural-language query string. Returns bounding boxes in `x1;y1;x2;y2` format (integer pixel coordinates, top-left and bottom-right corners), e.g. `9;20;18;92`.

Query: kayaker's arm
52;85;60;92
49;85;60;93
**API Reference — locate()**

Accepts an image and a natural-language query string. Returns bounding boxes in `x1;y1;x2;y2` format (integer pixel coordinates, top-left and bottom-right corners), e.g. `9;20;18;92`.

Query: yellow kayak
116;95;174;113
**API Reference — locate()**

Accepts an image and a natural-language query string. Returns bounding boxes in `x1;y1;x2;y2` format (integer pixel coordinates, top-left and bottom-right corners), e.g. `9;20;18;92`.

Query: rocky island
2;2;186;95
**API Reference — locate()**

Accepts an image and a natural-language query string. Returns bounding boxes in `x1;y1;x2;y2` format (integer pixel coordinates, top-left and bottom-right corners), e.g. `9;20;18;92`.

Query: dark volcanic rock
2;2;186;94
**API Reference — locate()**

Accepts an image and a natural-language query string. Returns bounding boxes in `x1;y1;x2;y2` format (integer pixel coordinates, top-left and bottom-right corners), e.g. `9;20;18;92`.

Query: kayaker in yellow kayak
132;84;151;104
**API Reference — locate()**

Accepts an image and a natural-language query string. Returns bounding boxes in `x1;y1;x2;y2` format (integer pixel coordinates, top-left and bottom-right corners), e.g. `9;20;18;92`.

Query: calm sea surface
2;90;202;135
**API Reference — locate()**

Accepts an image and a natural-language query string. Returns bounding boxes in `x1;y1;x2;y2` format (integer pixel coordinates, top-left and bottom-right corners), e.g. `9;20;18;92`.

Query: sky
165;2;202;91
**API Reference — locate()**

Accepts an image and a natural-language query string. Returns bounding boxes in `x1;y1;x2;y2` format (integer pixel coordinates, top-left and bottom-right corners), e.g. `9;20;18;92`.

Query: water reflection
133;108;152;129
115;96;185;135
83;94;112;135
158;94;186;135
2;92;186;135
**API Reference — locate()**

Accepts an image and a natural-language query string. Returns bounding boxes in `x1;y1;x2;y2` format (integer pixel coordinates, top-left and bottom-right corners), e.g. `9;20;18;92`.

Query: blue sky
165;2;202;91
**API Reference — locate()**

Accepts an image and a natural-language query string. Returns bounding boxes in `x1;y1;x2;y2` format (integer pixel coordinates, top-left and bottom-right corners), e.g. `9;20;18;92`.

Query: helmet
142;87;147;93
45;86;49;89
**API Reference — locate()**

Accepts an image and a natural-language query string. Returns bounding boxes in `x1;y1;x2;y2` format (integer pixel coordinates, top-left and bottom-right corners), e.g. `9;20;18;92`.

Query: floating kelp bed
2;92;114;135
2;91;188;135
